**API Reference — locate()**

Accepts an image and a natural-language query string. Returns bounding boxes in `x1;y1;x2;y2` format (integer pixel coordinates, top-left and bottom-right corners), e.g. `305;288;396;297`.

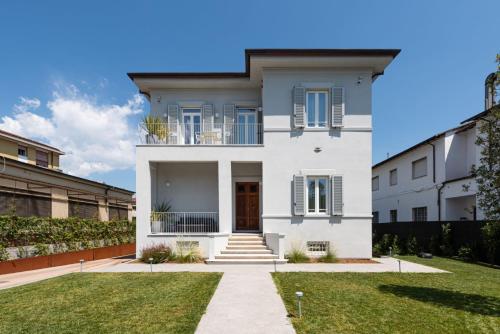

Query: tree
474;105;500;219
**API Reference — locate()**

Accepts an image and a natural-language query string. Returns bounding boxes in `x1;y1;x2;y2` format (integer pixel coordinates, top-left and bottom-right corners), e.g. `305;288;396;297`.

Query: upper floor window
412;157;427;179
18;145;28;161
412;207;427;222
306;91;328;128
372;176;379;191
36;150;49;168
307;176;328;214
182;108;201;145
389;169;398;186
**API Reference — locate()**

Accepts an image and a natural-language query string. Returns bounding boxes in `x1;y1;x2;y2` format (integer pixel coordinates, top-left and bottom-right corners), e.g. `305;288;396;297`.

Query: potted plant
151;201;171;233
143;115;168;144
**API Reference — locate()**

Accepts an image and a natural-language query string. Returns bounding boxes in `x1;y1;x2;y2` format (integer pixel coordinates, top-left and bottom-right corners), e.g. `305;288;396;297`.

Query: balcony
139;123;263;145
150;212;219;234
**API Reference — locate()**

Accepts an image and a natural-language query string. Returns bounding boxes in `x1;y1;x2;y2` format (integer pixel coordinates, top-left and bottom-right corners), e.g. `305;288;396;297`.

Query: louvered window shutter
202;104;214;132
331;175;343;216
293;175;306;216
167;104;179;144
223;104;235;144
331;87;344;127
293;86;305;128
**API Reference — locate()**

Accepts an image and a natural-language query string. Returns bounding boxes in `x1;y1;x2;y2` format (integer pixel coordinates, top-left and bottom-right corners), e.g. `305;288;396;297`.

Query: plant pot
146;134;159;144
151;220;162;233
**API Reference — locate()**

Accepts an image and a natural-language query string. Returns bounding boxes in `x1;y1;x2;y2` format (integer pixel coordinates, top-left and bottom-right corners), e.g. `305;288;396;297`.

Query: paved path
195;271;295;334
92;257;448;274
0;258;125;290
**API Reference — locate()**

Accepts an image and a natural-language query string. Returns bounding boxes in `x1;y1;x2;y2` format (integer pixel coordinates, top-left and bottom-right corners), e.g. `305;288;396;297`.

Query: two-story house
130;49;400;262
0;129;133;220
372;108;491;223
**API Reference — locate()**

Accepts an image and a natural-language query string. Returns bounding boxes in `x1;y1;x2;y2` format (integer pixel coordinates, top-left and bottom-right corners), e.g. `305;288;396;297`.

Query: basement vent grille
307;241;329;256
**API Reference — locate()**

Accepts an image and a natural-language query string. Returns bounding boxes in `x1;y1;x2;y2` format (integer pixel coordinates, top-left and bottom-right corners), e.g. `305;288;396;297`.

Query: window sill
305;213;330;218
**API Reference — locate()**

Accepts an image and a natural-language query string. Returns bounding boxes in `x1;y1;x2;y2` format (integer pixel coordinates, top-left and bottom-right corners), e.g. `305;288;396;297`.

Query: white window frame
390;209;398;223
389;169;398;186
372;176;379;191
306;176;329;215
412;207;427;222
412;157;428;179
305;90;328;128
181;108;201;145
236;108;257;144
18;145;28;162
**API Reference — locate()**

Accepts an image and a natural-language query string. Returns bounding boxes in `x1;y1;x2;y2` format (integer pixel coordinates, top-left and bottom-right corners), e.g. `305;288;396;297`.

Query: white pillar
136;156;153;257
218;160;232;233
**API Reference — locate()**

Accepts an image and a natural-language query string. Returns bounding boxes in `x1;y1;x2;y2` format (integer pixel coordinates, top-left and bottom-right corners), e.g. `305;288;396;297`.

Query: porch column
218;160;232;233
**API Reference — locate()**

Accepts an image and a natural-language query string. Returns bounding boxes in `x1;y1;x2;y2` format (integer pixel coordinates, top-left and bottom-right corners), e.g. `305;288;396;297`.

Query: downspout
427;143;436;183
437;183;445;221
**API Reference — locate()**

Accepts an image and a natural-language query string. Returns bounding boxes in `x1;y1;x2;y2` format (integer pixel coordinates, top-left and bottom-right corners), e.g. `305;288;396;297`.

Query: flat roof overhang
128;48;401;94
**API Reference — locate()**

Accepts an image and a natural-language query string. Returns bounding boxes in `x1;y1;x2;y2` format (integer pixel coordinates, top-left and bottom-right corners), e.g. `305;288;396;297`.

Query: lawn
272;257;500;334
0;272;221;334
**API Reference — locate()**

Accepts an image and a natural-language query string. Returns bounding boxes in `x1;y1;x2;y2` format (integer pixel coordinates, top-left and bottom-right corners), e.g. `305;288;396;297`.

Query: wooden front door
235;182;260;231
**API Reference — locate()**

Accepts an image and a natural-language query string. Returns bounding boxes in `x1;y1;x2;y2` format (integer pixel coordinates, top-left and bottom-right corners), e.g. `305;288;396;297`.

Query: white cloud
0;84;144;177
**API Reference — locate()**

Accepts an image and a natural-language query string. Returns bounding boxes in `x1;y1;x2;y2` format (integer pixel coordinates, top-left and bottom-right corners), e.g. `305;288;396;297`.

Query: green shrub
391;235;401;256
481;221;500;264
140;244;172;264
372;242;383;257
429;235;440;255
0;245;9;261
406;236;418;255
33;243;50;256
16;246;30;258
457;246;474;262
440;223;454;256
318;248;338;263
286;246;310;263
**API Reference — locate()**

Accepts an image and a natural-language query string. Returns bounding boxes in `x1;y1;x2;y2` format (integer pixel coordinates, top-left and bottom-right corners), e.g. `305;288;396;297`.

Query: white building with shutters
372;111;488;224
130;49;400;262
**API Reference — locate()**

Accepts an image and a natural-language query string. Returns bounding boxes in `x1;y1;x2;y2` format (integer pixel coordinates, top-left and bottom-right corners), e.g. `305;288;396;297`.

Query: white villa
130;49;400;263
372;110;492;224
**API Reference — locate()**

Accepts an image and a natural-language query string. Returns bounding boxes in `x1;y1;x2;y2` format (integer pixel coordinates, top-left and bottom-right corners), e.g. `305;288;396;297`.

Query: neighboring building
130;48;399;261
371;108;497;223
0;129;134;221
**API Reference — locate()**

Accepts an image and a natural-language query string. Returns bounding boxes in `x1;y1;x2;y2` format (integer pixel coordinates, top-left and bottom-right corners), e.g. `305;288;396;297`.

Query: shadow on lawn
378;285;500;317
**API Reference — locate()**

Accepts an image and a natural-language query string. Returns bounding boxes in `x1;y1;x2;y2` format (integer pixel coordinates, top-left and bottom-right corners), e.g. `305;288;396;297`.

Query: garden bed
0;243;135;275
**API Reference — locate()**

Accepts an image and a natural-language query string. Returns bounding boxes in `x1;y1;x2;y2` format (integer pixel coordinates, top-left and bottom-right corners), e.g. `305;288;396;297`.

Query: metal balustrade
139;123;263;145
150;212;219;234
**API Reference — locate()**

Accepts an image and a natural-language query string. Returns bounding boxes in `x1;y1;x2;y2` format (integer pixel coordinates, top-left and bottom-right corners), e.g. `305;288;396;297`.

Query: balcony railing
139;123;263;145
150;212;219;234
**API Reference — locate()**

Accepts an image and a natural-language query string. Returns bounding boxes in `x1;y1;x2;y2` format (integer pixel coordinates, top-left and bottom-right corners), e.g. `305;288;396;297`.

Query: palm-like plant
142;115;168;141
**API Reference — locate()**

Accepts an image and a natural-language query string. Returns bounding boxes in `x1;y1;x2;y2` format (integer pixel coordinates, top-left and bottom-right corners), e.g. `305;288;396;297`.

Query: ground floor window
69;199;99;219
390;209;398;223
372;211;379;223
307;176;328;214
412;207;427;222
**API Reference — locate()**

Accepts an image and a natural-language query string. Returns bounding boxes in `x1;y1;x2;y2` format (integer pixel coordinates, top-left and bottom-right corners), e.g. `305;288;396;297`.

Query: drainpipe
437;183;445;221
427;143;436;183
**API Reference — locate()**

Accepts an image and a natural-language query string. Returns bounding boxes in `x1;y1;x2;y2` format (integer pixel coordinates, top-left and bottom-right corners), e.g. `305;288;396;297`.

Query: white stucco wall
373;123;484;223
136;67;375;258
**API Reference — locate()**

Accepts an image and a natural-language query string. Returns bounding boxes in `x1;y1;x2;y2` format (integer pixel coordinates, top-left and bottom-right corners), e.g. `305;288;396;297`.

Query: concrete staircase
205;234;287;264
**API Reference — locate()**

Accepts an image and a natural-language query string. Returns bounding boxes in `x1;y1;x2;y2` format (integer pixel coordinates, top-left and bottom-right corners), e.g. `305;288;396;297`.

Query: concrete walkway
0;258;125;290
195;271;295;334
92;257;448;274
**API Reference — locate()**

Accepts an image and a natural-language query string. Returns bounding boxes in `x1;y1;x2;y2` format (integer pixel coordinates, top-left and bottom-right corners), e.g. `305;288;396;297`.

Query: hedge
0;215;135;249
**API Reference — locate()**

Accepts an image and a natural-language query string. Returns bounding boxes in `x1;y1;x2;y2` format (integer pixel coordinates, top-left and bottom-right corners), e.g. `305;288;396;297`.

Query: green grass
0;272;222;334
272;256;500;334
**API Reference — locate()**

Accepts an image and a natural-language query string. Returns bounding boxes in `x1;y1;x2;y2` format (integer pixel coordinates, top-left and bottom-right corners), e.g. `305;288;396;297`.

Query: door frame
232;176;262;232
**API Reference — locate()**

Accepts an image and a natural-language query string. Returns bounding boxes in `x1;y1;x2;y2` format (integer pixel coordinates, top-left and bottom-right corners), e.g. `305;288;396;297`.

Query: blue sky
0;0;498;192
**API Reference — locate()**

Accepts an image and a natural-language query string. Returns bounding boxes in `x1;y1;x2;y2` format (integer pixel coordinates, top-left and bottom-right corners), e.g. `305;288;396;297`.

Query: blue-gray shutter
167;104;179;144
331;87;344;127
293;86;305;128
293;175;306;215
223;104;235;144
331;175;343;216
202;104;214;132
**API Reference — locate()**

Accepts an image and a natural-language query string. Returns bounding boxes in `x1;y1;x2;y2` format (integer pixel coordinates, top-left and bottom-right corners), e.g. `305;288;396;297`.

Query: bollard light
149;257;153;273
273;259;277;273
80;259;84;273
389;246;392;257
398;259;401;273
295;291;303;318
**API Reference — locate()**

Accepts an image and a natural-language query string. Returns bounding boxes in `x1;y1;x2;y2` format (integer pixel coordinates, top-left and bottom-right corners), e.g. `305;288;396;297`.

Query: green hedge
0;215;135;248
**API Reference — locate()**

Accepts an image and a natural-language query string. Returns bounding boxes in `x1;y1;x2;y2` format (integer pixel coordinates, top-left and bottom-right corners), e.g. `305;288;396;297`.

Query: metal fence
150;212;219;234
139;123;263;145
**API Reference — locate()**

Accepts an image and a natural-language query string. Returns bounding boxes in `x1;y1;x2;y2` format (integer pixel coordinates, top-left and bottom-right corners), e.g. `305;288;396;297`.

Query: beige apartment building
0;129;133;221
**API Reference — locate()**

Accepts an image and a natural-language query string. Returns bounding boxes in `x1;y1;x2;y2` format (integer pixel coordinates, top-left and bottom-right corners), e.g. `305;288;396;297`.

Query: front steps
205;234;287;264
